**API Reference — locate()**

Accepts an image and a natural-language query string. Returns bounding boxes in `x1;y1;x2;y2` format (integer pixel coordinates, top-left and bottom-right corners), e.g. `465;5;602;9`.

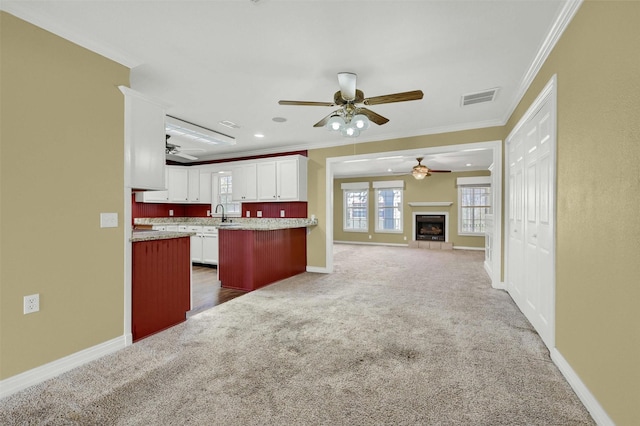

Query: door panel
506;87;555;349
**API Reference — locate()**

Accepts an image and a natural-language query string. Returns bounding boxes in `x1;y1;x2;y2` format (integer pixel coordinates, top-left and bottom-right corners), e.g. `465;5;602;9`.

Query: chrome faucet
214;204;227;222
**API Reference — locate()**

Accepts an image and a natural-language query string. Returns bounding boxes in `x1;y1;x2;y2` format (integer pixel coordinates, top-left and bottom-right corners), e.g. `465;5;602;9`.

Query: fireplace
415;214;446;241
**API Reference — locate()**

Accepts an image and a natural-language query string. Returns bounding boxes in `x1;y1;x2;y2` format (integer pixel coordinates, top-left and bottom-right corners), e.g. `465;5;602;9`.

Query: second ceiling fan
278;72;423;137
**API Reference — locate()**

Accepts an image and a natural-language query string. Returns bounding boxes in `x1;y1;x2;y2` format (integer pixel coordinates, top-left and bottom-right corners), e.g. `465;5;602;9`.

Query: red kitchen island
218;225;308;292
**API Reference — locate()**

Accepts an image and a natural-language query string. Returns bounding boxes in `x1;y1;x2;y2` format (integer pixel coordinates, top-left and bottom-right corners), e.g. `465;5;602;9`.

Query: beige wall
307;128;505;268
334;172;489;248
505;1;639;423
0;13;129;379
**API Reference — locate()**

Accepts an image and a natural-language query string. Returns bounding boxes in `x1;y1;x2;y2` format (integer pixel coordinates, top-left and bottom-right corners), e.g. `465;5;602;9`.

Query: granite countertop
133;217;318;231
130;230;195;243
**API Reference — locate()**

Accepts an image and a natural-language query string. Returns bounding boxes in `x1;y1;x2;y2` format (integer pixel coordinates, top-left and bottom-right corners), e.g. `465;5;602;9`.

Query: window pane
459;186;490;234
344;189;368;231
375;188;402;232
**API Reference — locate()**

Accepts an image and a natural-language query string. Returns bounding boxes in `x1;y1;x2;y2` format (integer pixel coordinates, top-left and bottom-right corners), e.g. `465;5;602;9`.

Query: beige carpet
0;244;594;425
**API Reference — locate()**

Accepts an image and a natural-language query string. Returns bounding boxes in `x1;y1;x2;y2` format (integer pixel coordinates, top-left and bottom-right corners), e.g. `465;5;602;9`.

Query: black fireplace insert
415;215;445;241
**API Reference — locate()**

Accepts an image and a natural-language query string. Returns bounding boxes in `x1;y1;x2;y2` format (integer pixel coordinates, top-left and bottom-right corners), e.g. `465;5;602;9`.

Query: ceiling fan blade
358;107;390;125
278;100;334;107
337;72;357;101
313;111;339;128
429;169;452;173
364;90;424;106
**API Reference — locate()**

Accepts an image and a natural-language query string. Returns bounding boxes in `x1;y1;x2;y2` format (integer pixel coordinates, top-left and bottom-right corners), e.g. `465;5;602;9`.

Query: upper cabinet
120;86;166;191
231;163;258;201
257;156;308;201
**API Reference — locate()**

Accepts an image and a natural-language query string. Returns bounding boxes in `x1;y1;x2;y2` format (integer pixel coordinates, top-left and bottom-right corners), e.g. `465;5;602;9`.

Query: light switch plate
257;211;262;218
100;213;118;228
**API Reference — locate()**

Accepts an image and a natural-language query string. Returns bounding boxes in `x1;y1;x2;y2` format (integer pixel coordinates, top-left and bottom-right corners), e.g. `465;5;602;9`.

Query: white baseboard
0;335;128;399
551;348;614;426
453;246;484;251
306;266;330;273
334;240;408;247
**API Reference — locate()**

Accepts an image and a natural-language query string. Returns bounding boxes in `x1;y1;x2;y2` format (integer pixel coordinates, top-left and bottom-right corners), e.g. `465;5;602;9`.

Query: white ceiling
3;0;571;176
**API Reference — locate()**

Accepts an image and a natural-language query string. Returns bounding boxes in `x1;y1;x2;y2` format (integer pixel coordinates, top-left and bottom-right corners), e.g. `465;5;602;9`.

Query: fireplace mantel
408;202;453;207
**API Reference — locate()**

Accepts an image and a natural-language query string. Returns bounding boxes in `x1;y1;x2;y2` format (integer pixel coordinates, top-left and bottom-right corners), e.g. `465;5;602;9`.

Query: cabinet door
202;233;218;264
257;162;277;200
134;170;169;202
232;164;257;201
276;159;300;201
120;86;166;191
199;171;212;204
188;169;201;202
168;167;189;202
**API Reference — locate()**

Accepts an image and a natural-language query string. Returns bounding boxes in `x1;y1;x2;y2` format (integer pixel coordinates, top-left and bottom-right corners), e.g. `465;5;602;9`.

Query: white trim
0;336;127;399
453;246;484;251
408;202;453;207
306;265;330;274
501;0;583;124
334;241;408;248
340;182;369;190
372;180;404;189
456;176;492;186
551;349;615;426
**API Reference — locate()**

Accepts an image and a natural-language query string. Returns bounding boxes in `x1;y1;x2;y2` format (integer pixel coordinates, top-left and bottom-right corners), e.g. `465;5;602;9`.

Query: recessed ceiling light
272;117;287;123
254;133;265;138
387;168;393;172
466;163;472;167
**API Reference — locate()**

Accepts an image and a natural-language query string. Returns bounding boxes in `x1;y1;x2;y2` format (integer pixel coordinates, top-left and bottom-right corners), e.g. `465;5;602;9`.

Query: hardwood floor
187;265;246;318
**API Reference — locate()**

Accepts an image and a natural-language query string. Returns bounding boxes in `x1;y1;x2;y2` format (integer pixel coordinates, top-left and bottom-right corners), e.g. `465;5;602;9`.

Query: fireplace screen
416;215;445;241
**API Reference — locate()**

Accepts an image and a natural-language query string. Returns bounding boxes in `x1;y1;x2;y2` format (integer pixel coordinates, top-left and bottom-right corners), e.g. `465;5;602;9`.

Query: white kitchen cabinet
168;167;189;202
231;163;257;201
189;225;218;265
188;169;201;202
135;171;169;202
256;156;308;201
120;86;166;191
199;171;212;204
201;226;219;264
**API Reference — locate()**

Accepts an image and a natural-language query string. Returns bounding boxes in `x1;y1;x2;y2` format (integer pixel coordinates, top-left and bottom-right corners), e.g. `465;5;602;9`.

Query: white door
506;78;556;349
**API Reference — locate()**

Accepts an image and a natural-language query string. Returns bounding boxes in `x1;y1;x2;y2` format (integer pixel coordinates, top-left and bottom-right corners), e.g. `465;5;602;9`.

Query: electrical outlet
206;210;211;217
280;210;285;218
246;211;250;217
24;294;39;314
369;235;372;239
169;209;174;217
257;211;262;218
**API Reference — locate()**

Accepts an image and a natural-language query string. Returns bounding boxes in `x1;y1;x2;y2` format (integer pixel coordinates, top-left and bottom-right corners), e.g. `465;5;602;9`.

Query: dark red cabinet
132;236;191;341
218;228;306;292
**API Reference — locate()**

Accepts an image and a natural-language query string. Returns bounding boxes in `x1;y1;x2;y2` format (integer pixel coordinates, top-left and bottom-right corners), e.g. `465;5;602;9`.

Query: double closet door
506;80;556;350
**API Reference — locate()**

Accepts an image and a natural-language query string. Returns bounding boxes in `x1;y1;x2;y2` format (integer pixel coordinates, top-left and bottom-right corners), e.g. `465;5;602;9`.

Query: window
374;180;404;233
458;177;491;235
214;172;240;215
342;182;369;232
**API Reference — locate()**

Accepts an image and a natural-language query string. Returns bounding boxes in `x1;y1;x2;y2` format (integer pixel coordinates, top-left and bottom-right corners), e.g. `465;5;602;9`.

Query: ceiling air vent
461;88;499;107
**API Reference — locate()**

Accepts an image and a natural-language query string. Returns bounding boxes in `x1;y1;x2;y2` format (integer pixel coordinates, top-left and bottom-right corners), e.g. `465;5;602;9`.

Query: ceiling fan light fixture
412;164;429;180
341;126;360;138
352;113;369;130
327;115;345;131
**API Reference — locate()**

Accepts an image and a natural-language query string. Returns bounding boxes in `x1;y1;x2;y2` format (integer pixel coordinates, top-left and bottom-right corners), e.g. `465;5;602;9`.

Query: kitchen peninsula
130;230;194;341
134;217;317;292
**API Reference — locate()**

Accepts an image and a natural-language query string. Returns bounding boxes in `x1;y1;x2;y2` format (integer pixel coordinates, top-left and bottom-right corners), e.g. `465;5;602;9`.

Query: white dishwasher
187;226;218;265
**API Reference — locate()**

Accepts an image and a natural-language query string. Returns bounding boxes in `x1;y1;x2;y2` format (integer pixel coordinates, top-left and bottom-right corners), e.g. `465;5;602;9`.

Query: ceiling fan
278;72;423;137
399;157;452;180
165;135;202;161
